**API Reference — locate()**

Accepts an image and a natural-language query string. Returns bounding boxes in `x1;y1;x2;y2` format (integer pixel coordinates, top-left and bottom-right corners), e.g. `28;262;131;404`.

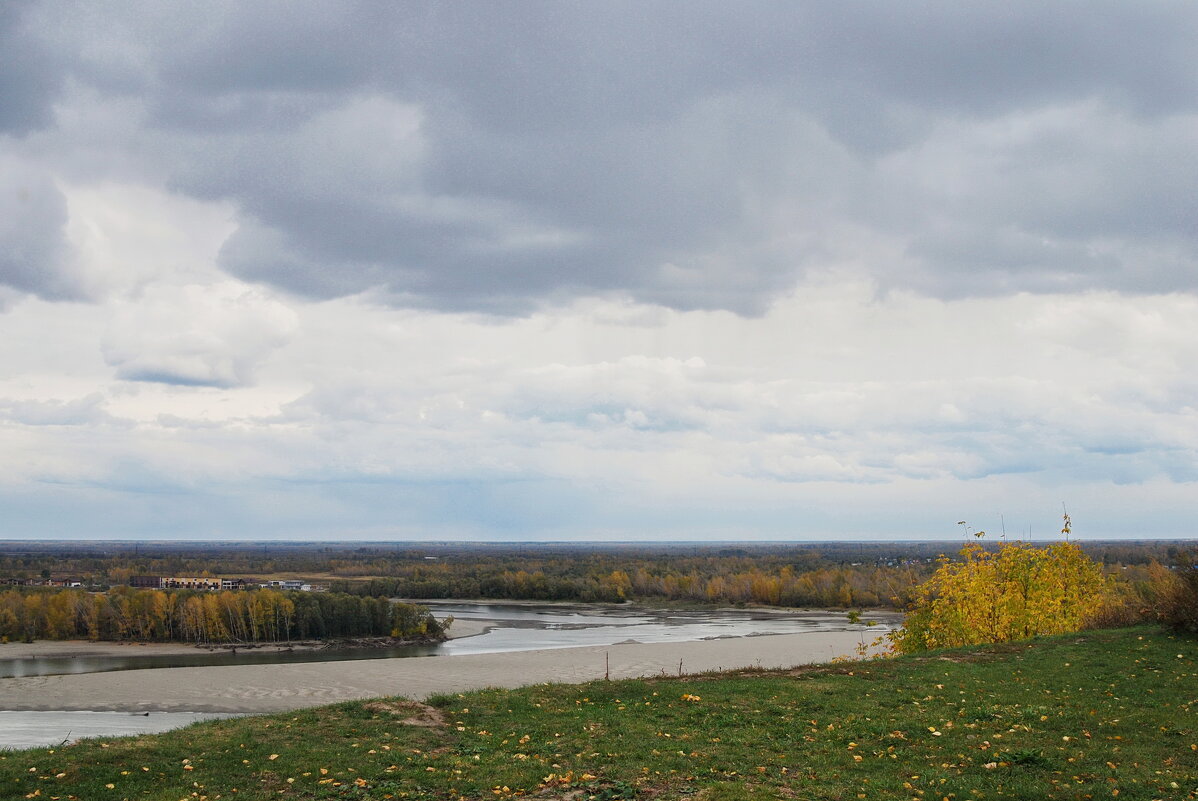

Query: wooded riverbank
0;587;446;645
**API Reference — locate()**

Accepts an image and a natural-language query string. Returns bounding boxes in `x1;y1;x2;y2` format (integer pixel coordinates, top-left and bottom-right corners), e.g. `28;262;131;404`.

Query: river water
0;603;900;750
432;602;899;654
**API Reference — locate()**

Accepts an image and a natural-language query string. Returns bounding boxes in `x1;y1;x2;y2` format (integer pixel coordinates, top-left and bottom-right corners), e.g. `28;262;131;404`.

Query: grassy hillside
1;627;1194;800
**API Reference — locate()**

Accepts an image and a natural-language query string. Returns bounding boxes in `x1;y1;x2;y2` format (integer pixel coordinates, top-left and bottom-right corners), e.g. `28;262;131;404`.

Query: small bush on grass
1155;550;1198;635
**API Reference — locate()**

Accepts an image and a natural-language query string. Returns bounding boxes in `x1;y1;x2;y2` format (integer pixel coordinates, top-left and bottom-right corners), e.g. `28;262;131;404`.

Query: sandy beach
0;640;201;660
0;628;876;714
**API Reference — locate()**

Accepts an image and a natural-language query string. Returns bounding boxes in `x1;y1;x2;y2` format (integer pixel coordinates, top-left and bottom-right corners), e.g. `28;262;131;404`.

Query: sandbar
0;628;879;714
0;640;200;660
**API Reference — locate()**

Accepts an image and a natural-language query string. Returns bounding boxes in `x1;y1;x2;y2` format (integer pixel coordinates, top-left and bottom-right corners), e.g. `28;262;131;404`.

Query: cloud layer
1;3;1196;539
6;3;1198;313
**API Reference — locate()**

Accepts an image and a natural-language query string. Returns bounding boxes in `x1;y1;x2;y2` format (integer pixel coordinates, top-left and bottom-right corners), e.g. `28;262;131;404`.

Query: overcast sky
2;2;1196;541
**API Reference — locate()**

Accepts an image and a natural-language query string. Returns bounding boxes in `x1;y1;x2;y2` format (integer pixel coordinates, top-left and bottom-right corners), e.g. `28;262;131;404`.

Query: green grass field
1;627;1194;800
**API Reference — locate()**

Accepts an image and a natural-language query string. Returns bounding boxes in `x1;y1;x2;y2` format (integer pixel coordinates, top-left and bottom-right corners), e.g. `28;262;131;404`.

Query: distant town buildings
1;576;86;587
266;579;306;591
160;577;222;591
126;576;326;592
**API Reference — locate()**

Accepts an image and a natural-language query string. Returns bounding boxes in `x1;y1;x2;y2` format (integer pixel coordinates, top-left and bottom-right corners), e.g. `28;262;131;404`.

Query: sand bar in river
0;628;875;714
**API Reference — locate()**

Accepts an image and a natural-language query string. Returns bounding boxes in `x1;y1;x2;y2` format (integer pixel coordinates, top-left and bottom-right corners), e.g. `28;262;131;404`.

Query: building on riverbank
2;576;88;587
266;579;304;591
118;576;324;592
161;577;222;591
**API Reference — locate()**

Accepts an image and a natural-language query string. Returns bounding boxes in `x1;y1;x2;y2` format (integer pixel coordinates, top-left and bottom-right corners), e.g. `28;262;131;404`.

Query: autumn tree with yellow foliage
892;514;1112;653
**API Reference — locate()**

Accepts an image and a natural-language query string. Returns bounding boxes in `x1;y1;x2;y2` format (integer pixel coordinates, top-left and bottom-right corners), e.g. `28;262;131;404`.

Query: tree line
1;540;1184;581
0;587;445;645
1;540;1189;611
331;563;929;608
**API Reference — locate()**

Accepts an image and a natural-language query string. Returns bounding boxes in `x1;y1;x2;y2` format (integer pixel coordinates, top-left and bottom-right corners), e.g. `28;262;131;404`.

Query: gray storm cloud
0;4;62;136
0;159;77;299
3;2;1197;312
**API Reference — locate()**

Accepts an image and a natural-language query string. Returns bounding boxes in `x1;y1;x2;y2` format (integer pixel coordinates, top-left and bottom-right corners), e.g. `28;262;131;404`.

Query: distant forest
0;540;1188;609
0;587;444;645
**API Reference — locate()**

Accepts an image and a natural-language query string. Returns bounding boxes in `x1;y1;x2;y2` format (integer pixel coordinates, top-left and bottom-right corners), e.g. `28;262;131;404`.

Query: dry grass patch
361;699;446;728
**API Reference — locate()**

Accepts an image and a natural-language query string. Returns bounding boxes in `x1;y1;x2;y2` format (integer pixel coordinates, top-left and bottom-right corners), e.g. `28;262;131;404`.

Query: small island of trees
0;586;445;646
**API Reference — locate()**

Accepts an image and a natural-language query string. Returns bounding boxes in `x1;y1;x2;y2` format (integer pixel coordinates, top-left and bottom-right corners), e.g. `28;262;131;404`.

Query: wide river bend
0;603;901;749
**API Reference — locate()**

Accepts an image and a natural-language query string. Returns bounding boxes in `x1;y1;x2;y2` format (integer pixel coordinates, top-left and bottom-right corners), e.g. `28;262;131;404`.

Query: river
0;603;900;749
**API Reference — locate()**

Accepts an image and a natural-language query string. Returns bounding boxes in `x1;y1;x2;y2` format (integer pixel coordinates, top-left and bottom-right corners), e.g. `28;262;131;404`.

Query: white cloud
0;393;114;428
101;282;298;387
63;181;237;295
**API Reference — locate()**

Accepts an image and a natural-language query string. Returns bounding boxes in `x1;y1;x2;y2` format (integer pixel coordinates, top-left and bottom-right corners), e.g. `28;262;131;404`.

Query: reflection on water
0;642;442;680
0;711;237;750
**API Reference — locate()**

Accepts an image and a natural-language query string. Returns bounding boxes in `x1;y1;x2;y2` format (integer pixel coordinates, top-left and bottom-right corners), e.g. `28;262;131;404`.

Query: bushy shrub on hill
1155;551;1198;634
892;517;1112;653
